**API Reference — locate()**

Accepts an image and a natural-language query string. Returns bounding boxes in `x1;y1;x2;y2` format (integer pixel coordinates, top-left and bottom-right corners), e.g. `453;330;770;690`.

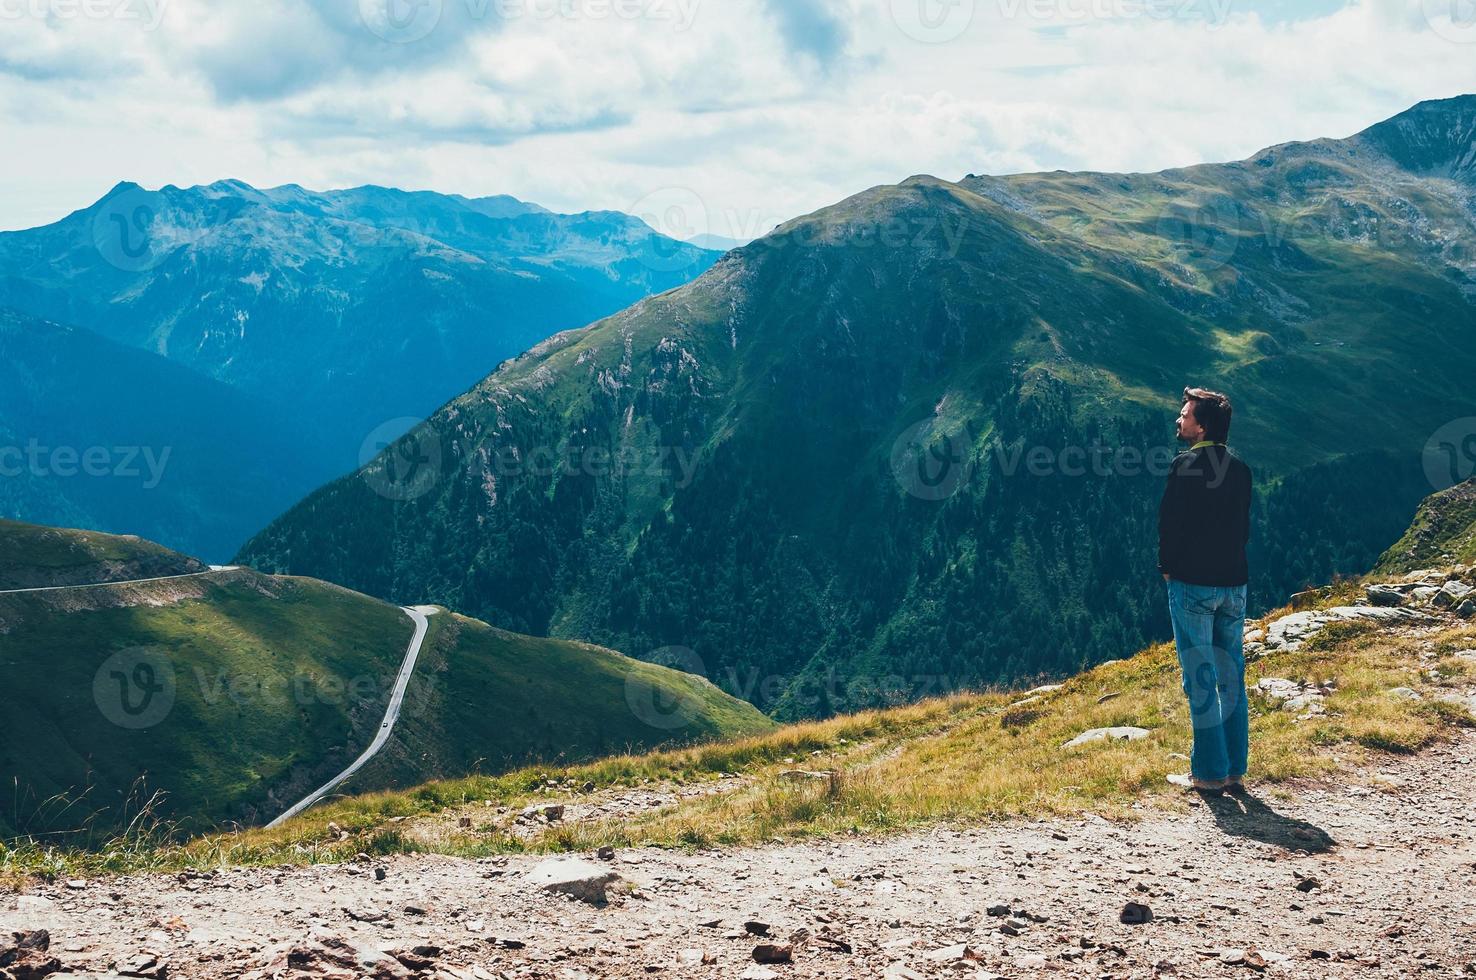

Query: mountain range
239;96;1476;719
0;181;721;559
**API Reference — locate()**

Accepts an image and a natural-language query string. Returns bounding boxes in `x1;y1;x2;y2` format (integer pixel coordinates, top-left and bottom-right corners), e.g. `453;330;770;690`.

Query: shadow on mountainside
1204;790;1337;853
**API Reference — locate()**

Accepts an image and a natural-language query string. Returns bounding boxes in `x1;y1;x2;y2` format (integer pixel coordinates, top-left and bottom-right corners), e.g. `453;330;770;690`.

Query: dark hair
1183;387;1233;443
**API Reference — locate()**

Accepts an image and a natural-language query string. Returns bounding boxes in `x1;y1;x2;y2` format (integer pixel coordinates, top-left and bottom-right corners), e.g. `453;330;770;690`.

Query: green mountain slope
0;518;205;590
238;97;1476;720
0;526;772;841
1376;478;1476;573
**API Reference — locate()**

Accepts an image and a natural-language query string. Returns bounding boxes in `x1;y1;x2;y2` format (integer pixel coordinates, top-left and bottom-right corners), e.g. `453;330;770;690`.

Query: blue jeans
1166;579;1249;782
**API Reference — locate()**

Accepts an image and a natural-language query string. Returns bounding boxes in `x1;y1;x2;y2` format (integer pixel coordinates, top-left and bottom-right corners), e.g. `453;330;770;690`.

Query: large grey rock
1062;727;1150;749
1256;678;1303;702
525;858;621;904
1366;584;1406;607
1438;692;1476;715
1435;581;1475;609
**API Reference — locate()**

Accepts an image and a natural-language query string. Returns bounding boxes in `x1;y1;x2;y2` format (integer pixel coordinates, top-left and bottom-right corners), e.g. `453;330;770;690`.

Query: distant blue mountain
0;181;721;558
0;308;324;561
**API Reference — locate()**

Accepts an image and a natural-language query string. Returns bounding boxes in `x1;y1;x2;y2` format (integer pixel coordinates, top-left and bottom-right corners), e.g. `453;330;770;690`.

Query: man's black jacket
1158;443;1252;587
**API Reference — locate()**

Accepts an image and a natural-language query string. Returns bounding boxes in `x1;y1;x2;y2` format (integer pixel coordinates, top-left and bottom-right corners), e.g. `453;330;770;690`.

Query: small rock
752;944;792;964
1120;901;1153;925
744;921;771;937
741;967;780;980
1063;727;1151;749
524;858;621;905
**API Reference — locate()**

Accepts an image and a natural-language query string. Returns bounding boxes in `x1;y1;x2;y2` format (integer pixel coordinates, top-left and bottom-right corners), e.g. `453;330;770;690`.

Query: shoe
1167;773;1226;792
1224;775;1248;793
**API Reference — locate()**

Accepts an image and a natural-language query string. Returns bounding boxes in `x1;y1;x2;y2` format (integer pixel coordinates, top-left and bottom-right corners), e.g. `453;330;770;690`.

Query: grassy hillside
346;614;775;797
0;518;205;590
0;569;413;839
0;527;772;842
5;559;1470;883
1376;478;1476;573
239;97;1476;719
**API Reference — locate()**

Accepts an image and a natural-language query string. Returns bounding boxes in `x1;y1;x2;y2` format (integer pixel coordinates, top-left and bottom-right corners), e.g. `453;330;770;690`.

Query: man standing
1159;388;1253;793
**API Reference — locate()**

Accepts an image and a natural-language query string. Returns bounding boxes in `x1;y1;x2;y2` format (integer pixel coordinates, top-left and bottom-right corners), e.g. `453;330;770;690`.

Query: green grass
0;518;203;589
1376;479;1476;573
339;612;775;797
0;549;773;846
5;577;1469;887
0;572;412;839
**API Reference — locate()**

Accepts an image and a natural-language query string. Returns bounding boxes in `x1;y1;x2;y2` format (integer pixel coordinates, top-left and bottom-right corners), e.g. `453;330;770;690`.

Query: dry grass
4;599;1472;889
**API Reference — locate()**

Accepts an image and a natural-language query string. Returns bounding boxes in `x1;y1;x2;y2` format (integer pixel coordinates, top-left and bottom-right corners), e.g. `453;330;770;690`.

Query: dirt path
6;728;1474;980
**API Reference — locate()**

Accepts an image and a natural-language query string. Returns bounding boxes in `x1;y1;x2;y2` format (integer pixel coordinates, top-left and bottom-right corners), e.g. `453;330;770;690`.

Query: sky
1;0;1475;239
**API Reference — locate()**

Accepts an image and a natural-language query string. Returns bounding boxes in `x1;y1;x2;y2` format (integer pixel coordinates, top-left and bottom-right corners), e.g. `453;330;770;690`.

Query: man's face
1176;401;1205;444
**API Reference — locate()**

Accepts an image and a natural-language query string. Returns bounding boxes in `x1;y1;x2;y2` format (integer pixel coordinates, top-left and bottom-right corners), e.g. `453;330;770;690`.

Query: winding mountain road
2;567;441;829
267;605;439;828
0;565;238;595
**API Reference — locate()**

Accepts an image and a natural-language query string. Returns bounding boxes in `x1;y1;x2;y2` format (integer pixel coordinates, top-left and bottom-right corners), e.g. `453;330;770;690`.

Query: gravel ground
5;727;1475;980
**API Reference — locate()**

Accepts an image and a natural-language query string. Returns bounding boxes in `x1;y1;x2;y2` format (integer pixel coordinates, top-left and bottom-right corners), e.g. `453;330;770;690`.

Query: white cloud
1;0;1473;234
